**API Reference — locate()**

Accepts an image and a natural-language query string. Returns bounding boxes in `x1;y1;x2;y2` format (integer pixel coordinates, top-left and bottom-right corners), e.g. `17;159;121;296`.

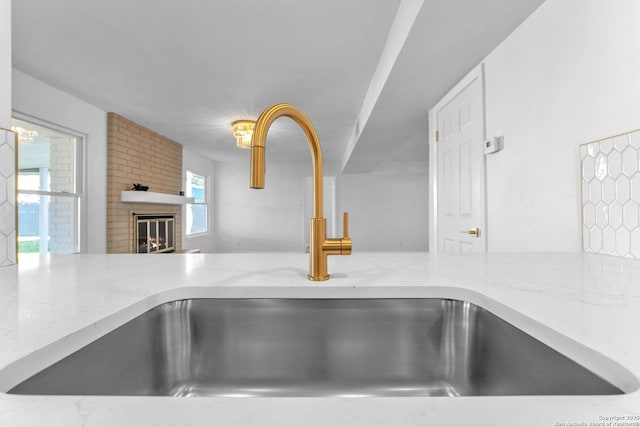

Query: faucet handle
343;212;349;238
341;212;352;255
322;212;352;256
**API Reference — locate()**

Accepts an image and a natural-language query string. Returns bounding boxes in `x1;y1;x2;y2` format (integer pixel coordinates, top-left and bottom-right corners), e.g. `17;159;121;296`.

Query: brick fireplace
107;113;183;253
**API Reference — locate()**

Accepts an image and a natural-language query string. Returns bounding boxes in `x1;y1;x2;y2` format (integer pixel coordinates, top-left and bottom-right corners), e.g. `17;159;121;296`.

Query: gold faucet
250;103;352;281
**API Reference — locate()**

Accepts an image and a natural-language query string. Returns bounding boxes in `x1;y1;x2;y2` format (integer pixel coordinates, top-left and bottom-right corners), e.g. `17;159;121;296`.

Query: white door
435;71;486;253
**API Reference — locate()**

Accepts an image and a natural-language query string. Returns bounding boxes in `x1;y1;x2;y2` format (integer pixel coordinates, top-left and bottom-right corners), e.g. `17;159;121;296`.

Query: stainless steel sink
8;298;623;397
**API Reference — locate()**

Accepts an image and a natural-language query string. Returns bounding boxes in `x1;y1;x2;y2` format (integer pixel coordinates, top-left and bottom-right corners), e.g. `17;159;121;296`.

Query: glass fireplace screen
135;215;175;253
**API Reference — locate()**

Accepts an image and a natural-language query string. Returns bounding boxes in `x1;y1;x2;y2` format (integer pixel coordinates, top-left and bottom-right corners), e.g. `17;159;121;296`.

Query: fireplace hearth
135;214;175;253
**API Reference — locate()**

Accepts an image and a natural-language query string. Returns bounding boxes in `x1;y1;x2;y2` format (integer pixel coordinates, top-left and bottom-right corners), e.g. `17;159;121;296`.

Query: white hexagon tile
0;129;16;266
581;129;640;259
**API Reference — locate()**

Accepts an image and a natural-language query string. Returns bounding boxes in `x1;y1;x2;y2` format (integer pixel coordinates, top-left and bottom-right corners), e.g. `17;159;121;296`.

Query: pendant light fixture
231;120;256;149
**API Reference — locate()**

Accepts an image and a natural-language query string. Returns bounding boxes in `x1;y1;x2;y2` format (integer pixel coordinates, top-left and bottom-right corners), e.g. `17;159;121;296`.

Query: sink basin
8;298;623;397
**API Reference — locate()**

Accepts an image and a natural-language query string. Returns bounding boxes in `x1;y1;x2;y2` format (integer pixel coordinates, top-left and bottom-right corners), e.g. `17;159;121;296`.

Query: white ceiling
12;0;545;173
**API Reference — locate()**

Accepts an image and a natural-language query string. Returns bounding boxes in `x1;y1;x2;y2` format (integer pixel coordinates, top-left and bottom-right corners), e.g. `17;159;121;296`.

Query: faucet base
307;274;330;281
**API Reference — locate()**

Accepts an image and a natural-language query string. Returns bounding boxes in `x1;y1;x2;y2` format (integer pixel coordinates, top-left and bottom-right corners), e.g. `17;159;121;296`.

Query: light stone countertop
0;252;639;426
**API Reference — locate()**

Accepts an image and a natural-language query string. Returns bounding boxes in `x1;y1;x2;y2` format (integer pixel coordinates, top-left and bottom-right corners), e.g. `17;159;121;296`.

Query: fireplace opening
134;214;175;253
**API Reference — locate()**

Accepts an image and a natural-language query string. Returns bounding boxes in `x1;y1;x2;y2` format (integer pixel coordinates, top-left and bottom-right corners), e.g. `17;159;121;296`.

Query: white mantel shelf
120;190;194;205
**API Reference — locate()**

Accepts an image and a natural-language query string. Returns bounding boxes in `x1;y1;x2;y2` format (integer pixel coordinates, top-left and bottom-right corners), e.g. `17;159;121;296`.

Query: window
13;117;83;254
185;170;208;235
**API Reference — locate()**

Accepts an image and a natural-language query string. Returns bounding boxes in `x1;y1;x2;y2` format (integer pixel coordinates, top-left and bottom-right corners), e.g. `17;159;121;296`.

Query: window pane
186;170;208;236
17;171;42;191
17;194;78;254
186;171;206;203
187;204;207;235
14;118;77;194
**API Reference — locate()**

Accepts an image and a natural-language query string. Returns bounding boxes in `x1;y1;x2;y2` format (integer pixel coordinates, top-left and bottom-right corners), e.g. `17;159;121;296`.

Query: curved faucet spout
250;103;323;219
249;103;352;281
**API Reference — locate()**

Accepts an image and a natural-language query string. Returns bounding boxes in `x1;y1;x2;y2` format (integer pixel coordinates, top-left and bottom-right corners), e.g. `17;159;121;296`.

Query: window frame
185;169;209;237
13;112;87;254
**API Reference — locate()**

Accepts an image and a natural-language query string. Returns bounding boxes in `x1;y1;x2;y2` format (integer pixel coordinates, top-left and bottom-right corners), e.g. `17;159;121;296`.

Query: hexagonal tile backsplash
581;129;640;258
0;129;16;266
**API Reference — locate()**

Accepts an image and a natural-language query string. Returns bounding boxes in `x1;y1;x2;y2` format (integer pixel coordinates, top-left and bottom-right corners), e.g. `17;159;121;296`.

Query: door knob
460;227;480;237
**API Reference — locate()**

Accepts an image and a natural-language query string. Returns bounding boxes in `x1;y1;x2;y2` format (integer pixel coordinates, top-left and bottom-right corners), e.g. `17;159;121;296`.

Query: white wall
182;147;216;253
338;172;428;251
213;159;429;253
12;70;108;253
0;0;10;129
482;0;640;252
213;161;308;252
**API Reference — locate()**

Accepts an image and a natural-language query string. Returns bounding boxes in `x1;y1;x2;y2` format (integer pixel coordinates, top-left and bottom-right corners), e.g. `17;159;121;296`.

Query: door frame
428;63;487;253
